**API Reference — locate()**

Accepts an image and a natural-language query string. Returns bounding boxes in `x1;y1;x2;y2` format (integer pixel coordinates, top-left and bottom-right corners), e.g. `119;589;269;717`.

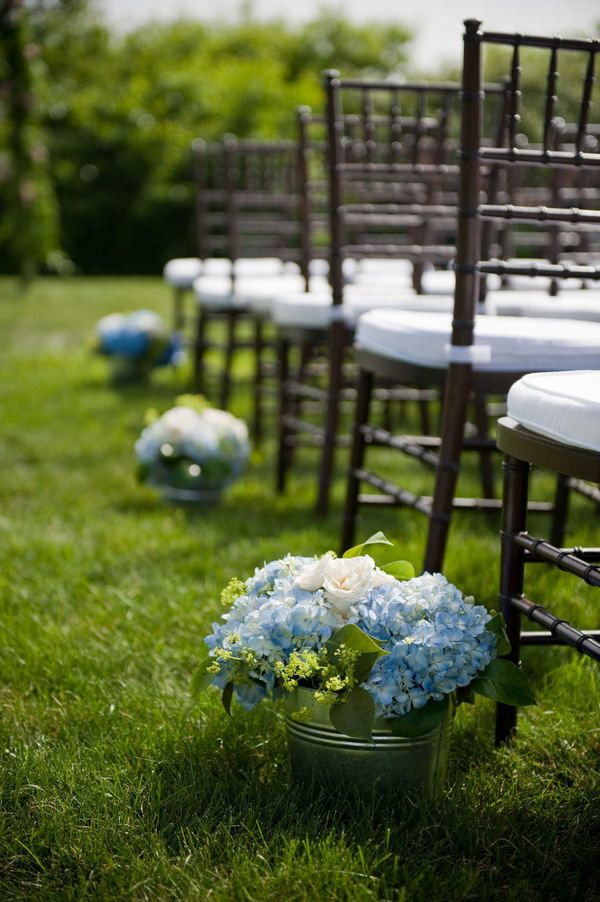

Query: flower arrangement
95;310;182;379
136;395;249;502
194;533;534;740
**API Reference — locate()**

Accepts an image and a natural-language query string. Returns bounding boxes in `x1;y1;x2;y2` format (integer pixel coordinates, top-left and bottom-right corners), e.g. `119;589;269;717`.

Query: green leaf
486;612;512;657
326;623;387;657
342;531;394;558
388;697;449;737
353;652;384;684
471;659;536;707
455;685;476;706
381;560;415;581
329;687;375;740
190;658;217;695
221;682;234;716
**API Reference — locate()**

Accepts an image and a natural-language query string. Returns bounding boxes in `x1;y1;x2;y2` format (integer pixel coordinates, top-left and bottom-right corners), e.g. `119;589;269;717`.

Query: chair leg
316;321;346;516
473;392;495;499
341;367;374;553
495;453;530;745
276;338;291;494
173;287;185;333
252;316;265;447
550;474;570;548
418;395;431;435
424;362;472;573
193;306;208;393
219;311;237;410
286;341;312;471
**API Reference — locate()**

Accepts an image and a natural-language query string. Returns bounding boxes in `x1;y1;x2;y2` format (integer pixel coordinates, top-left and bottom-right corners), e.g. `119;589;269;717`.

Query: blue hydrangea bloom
204;560;495;718
351;573;495;717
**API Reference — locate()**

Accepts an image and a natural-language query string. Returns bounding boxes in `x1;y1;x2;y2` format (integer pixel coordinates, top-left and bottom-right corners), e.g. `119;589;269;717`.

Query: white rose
295;552;336;592
371;567;395;588
322;555;378;614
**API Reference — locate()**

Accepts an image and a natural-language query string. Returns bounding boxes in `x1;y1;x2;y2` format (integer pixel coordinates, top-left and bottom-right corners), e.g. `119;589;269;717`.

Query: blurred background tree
0;0;60;282
0;1;411;276
3;2;595;278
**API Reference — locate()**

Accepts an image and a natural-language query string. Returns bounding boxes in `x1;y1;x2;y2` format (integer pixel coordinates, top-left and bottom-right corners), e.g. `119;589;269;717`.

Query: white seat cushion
233;257;288;277
163;258;204;289
273;289;457;330
194;274;328;313
355;309;600;372
351;263;457;295
507;371;600;452
491;289;600;322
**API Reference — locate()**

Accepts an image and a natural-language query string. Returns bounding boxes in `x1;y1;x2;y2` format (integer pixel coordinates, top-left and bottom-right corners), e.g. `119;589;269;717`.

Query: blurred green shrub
0;2;411;275
0;0;61;280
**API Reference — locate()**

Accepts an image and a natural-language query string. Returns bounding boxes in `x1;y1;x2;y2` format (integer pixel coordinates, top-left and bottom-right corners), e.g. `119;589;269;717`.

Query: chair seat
194;274;328;312
507;371;600;453
272;289;457;330
351;265;459;295
165;257;293;290
163;258;204;289
355;309;600;372
491;289;600;321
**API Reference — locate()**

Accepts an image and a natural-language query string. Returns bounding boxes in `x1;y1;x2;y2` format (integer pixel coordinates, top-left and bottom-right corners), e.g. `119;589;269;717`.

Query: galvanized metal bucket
285;687;452;796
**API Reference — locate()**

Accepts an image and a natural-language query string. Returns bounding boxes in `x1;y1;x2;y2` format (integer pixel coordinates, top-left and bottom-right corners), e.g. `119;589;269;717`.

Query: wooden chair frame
277;73;486;515
495;416;600;743
341;21;600;570
191;135;306;438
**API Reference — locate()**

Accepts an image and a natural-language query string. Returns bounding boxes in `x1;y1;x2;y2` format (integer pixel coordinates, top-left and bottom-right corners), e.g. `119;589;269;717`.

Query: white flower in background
201;408;249;456
96;312;126;335
127;309;168;339
135;401;249;475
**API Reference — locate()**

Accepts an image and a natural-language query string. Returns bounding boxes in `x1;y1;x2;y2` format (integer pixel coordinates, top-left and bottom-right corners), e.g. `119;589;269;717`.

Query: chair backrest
323;72;508;306
452;20;600;355
193;136;304;287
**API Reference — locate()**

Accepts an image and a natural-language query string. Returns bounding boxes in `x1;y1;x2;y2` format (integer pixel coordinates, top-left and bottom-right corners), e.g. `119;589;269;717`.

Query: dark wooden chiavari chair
190;135;311;437
341;20;600;572
276;73;490;515
495;371;600;744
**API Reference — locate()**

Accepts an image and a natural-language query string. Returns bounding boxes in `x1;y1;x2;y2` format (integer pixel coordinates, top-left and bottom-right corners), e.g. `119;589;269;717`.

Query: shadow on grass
144;718;435;856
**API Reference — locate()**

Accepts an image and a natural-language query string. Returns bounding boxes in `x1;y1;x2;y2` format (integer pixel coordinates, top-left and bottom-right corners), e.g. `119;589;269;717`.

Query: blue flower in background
96;310;180;368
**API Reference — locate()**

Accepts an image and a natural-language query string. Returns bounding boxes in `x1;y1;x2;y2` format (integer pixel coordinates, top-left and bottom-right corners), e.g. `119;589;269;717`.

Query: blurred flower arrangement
94;310;183;380
194;533;535;740
136;395;249;502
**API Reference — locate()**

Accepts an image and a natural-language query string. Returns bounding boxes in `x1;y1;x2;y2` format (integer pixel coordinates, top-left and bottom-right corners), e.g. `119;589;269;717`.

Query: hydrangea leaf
471;659;536;707
485;612;512;656
221;682;234;716
381;560;415;581
342;531;394;559
329;687;375;740
190;658;217;695
326;623;387;656
353;651;385;684
388;696;449;737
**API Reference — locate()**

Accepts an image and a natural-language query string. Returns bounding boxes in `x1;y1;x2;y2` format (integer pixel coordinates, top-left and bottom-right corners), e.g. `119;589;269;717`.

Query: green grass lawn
1;277;599;901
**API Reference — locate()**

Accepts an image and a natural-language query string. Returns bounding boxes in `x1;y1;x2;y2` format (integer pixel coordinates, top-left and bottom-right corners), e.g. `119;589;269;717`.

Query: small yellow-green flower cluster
312;645;359;704
220;578;246;607
274;649;323;691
